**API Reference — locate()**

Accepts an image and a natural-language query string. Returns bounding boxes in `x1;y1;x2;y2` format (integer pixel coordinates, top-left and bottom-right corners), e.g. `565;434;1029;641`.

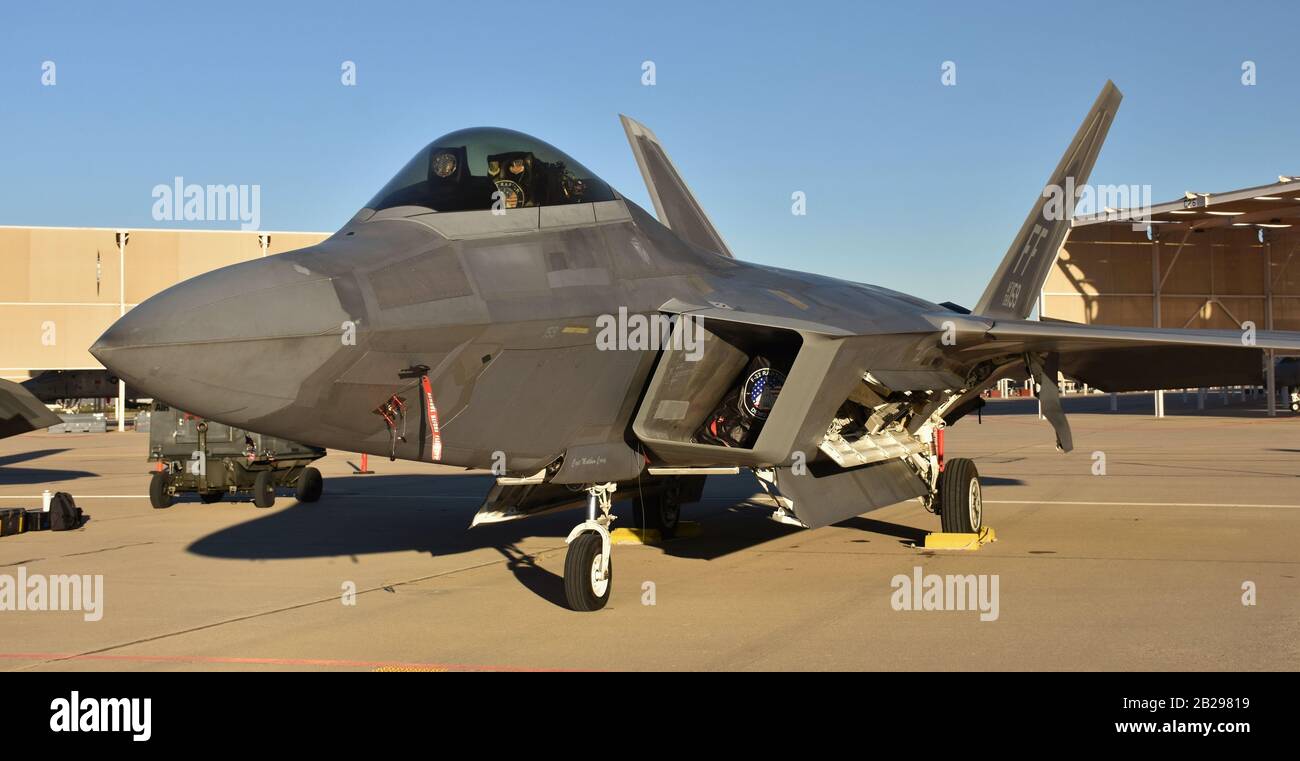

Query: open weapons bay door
631;302;977;529
632;300;872;469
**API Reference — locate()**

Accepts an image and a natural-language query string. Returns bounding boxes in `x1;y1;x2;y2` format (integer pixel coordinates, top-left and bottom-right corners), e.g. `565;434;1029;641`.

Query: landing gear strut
563;483;616;611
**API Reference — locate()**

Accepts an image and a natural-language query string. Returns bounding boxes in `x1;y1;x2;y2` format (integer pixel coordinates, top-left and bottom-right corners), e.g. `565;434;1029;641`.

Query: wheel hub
968;477;982;530
590;553;609;597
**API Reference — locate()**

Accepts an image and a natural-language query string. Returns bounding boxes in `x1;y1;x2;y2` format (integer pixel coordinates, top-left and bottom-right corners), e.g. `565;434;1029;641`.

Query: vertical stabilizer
620;115;734;258
972;81;1123;319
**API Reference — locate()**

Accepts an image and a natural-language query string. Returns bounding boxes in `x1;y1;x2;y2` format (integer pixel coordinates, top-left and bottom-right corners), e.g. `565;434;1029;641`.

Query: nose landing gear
563;483;616;611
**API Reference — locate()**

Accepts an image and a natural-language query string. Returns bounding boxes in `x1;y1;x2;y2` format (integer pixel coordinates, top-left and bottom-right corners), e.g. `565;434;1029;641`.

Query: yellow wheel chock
610;521;702;545
920;525;997;550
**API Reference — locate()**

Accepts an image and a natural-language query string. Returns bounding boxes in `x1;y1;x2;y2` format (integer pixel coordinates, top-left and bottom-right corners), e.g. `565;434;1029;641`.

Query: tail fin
620;115;733;258
972;81;1123;320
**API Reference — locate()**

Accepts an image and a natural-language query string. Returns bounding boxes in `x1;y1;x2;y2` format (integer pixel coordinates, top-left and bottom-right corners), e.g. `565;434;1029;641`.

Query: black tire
1291;401;1299;413
149;472;174;510
632;490;681;539
199;491;223;504
295;467;323;503
938;458;982;534
563;532;612;612
253;470;276;508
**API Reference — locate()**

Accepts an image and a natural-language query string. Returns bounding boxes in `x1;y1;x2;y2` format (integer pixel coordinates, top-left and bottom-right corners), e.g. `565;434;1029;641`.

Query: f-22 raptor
89;81;1300;610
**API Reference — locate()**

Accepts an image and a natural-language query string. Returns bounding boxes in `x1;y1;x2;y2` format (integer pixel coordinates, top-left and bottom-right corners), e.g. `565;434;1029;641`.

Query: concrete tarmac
1;394;1297;671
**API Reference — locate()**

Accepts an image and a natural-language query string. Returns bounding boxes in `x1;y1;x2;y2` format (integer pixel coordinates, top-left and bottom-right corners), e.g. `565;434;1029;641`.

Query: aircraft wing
0;378;62;441
975;319;1297;392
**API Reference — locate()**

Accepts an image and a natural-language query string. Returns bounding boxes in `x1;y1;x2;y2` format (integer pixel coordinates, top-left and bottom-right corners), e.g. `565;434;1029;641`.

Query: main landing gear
632;480;682;539
563;483;616;612
934;457;982;534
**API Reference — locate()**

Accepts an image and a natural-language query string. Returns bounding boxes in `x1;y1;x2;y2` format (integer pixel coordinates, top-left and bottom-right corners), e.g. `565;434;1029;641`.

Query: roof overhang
1072;177;1300;234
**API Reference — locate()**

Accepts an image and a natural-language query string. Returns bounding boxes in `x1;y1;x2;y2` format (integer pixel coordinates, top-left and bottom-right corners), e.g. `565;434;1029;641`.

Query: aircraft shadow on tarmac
978;476;1025;486
185;472;936;607
0;448;70;466
0;447;97;485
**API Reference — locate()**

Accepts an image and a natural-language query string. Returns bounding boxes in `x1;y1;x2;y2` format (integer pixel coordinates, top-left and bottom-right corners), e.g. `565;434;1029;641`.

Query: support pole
1266;235;1277;417
116;230;128;432
1036;289;1046;425
1152;230;1164;419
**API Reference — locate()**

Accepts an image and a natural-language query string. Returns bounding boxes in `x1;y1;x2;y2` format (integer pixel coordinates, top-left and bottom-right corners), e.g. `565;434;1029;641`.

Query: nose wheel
563;483;616;612
564;532;612;611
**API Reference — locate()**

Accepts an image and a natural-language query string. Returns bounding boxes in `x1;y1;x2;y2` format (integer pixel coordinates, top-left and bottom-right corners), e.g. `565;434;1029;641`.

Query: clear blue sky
3;1;1298;306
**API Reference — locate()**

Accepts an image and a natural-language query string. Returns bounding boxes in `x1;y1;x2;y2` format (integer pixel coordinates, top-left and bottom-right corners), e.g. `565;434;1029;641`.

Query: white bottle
42;489;52;512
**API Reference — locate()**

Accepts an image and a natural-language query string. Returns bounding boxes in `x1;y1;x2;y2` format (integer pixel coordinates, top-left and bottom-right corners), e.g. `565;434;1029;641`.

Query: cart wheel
149;472;174;510
199;491;223;504
253;470;276;508
295;467;323;503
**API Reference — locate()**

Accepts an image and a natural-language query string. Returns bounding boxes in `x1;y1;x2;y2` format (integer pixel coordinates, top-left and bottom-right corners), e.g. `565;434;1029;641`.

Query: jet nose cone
89;303;153;367
92;254;350;425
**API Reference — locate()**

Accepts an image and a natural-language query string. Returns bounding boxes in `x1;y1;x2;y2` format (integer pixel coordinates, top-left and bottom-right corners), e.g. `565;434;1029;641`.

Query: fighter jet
0;379;62;441
0;370;130;439
21;370;132;407
91;81;1300;610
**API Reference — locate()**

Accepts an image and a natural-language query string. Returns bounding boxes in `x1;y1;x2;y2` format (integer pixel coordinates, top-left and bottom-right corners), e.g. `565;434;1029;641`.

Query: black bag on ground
0;508;22;537
50;492;83;531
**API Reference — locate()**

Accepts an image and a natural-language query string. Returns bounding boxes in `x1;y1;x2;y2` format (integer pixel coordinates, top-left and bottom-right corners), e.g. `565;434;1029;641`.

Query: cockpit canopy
366;127;617;213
